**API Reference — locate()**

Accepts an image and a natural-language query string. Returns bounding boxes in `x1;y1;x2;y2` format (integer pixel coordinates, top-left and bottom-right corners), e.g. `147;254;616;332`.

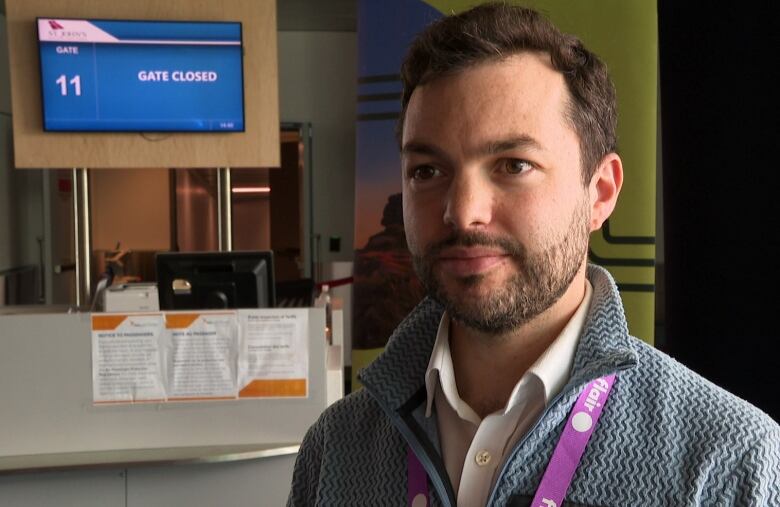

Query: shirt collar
521;279;592;404
424;279;593;420
424;317;482;424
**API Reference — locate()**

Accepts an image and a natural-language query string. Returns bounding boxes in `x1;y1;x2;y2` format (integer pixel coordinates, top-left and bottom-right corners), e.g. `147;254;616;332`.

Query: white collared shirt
424;280;593;506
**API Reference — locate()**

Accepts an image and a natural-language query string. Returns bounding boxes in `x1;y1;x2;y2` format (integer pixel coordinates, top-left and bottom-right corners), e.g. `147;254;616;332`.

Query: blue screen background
90;20;241;42
39;20;244;132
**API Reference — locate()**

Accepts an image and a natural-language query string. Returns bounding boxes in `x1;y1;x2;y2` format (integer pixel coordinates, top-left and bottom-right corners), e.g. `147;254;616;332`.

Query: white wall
0;114;15;271
1;14;44;277
1;13;15;270
0;14;9;115
277;31;357;267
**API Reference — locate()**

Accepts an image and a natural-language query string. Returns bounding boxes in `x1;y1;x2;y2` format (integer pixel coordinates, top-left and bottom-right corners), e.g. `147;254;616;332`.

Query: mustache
423;230;527;259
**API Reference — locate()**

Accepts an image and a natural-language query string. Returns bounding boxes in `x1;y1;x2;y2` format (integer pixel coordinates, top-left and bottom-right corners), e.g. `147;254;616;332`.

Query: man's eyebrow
481;135;543;155
400;141;446;158
401;136;544;159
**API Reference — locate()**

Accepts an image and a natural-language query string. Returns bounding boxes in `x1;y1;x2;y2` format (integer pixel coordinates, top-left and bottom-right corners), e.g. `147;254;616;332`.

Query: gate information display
37;18;245;132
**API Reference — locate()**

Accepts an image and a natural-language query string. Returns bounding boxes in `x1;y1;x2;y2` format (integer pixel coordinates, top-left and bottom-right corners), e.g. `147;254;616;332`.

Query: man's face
401;53;592;334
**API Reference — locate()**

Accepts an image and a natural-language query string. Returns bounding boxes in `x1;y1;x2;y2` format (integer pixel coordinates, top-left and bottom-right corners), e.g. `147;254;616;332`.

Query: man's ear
588;153;623;232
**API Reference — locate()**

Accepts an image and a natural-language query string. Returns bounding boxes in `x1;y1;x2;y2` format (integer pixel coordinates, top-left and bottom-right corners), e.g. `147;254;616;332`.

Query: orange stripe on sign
92;315;127;331
167;396;236;402
239;379;307;398
166;313;201;329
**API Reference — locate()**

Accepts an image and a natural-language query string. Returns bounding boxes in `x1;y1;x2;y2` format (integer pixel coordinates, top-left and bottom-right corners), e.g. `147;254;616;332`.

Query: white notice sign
91;314;165;403
238;309;309;398
164;312;239;401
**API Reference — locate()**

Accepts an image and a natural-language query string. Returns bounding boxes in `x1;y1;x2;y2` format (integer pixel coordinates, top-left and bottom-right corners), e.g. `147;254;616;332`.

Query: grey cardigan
288;265;779;506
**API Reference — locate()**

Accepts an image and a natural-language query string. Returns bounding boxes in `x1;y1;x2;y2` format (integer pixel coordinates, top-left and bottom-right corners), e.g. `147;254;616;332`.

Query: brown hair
397;2;617;183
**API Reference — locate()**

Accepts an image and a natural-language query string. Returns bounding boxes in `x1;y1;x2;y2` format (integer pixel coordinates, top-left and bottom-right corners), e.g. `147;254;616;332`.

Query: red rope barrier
315;276;354;290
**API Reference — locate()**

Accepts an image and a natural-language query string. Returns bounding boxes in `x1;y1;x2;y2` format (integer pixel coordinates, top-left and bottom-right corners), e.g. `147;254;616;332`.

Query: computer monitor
155;251;275;310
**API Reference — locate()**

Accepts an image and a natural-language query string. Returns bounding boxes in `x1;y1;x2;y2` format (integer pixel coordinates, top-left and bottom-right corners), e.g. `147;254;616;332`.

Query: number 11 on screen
56;74;82;96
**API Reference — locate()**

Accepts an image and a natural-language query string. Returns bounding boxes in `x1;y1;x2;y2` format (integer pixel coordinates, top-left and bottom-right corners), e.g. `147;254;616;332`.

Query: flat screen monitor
156;251;275;310
36;17;245;132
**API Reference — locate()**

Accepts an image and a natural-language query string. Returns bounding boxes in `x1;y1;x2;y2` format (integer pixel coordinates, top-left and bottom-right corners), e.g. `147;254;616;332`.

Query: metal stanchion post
72;168;92;307
217;167;232;251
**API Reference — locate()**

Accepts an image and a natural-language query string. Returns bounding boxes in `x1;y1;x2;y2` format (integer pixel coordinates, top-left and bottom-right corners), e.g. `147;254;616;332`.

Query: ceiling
0;1;359;31
277;0;357;32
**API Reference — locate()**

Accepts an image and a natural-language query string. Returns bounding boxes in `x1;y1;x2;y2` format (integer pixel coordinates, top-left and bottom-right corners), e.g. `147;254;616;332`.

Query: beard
411;199;590;335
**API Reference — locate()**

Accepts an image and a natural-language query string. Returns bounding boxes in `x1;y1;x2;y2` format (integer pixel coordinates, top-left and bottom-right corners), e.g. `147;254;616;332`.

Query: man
288;3;779;506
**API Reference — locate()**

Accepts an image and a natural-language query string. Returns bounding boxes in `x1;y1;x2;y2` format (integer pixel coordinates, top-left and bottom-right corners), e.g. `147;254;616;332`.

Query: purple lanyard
407;374;616;506
407;446;430;506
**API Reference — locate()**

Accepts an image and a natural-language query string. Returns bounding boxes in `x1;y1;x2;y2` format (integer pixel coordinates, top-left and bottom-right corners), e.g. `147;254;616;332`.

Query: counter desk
0;307;343;506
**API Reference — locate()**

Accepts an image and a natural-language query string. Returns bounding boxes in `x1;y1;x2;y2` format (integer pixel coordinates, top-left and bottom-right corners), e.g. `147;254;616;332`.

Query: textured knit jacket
288;265;780;506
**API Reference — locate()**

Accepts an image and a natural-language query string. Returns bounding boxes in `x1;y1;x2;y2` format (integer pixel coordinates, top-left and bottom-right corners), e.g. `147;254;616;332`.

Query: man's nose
443;171;493;230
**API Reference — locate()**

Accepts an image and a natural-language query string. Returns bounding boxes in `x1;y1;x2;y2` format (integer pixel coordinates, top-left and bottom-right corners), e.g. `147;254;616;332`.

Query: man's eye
503;159;533;175
411;165;439;180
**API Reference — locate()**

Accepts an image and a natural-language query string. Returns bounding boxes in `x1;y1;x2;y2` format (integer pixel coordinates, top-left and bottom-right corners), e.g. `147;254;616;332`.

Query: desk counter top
0;443;300;474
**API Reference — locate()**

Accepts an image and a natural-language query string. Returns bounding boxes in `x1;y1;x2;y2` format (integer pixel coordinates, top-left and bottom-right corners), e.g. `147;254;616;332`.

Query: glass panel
230;168;271;252
174;168;219;252
90;168;172;290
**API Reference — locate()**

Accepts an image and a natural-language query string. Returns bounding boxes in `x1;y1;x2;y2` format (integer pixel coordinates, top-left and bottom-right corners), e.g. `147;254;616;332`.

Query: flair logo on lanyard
531;374;616;506
407;374;616;507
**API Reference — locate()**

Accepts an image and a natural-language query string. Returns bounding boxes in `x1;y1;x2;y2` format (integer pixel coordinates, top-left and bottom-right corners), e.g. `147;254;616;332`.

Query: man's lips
435;247;510;277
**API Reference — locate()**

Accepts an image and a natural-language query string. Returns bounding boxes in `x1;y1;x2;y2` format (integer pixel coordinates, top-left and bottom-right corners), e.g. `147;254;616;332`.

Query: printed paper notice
238;309;309;398
92;314;166;403
165;312;239;401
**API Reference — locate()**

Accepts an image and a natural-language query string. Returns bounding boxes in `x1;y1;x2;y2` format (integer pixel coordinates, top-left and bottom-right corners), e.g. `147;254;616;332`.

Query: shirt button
475;450;492;466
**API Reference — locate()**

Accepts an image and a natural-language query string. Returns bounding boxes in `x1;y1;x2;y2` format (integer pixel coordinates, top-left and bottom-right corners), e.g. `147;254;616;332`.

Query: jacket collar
359;264;639;413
